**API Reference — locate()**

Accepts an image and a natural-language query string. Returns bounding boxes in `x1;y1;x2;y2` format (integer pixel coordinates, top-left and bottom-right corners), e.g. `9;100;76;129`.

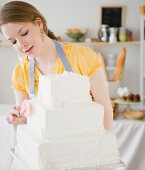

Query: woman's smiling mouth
25;46;33;54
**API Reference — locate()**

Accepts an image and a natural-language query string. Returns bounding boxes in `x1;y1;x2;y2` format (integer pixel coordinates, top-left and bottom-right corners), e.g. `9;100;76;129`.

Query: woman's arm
7;90;29;148
14;89;29;106
90;67;113;131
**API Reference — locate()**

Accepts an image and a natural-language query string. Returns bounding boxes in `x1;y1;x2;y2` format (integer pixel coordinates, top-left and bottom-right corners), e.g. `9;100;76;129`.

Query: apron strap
53;40;72;72
29;57;35;98
29;40;72;97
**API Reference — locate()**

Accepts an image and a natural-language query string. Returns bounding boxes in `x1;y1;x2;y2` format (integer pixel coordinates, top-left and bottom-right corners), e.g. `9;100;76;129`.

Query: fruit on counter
66;28;88;34
66;28;81;34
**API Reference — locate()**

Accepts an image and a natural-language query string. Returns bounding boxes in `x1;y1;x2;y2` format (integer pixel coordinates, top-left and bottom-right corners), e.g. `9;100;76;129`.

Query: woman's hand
6;106;27;125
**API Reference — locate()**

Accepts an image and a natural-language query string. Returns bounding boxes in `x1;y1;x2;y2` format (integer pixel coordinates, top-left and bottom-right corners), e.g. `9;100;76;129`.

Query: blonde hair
0;1;57;40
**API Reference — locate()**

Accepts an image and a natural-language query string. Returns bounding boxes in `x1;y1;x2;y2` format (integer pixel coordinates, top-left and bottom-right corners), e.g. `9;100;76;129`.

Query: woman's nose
17;40;28;50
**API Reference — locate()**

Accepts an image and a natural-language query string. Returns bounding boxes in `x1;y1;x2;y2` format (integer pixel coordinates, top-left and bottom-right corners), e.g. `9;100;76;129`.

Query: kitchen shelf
74;41;140;46
0;40;140;46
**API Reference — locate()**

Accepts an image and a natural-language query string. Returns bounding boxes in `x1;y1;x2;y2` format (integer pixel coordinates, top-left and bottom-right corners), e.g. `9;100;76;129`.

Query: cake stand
114;99;142;118
115;99;141;110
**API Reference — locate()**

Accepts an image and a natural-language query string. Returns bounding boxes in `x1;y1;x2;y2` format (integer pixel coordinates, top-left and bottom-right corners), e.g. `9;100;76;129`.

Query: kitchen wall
0;0;144;104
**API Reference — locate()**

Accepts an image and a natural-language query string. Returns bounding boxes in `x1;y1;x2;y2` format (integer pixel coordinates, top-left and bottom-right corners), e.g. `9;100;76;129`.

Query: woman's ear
34;17;43;30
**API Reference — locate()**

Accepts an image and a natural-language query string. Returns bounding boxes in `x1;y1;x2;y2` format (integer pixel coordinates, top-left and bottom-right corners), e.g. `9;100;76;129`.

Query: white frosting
16;125;120;170
37;72;92;108
15;72;121;169
26;100;104;140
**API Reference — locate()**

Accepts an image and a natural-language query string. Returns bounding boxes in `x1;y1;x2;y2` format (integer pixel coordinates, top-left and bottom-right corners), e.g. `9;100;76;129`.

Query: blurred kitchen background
0;0;144;104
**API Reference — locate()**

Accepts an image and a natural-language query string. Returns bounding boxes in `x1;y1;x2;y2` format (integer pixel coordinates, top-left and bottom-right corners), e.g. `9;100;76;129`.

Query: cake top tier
38;72;92;107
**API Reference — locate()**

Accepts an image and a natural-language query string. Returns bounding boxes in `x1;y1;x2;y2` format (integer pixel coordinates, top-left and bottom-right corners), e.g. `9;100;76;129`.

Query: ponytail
47;29;57;40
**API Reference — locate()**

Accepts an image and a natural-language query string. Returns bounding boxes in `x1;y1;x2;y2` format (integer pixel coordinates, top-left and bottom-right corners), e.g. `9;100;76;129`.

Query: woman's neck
34;37;58;74
35;37;57;67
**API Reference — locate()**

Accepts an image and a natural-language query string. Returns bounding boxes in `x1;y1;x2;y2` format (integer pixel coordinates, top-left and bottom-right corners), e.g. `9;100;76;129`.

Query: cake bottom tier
16;126;120;170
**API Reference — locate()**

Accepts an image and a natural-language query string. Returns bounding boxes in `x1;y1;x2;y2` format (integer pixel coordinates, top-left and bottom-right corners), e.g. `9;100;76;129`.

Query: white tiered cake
12;72;121;170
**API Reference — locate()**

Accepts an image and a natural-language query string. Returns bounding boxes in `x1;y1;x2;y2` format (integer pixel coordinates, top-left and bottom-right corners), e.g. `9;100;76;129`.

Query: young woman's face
1;21;43;58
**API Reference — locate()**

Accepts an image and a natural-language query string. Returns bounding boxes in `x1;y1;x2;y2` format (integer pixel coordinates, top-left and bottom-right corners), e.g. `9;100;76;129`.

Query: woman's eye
12;40;17;45
22;31;28;36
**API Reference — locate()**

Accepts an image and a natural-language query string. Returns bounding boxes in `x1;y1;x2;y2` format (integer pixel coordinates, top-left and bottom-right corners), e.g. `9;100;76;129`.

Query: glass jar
118;27;128;42
109;27;118;43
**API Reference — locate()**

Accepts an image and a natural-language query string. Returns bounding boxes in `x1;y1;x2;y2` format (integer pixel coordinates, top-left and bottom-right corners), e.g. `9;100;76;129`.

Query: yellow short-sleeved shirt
12;42;101;94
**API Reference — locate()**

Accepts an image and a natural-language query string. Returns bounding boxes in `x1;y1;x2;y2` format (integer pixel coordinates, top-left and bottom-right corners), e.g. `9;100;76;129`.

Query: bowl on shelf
123;110;145;120
66;28;88;42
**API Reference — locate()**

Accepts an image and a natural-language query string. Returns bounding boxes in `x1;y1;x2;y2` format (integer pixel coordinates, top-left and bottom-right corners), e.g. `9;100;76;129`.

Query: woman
0;1;113;134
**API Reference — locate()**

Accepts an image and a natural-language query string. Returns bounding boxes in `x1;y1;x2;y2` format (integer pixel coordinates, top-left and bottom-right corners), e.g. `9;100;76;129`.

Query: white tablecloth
113;119;145;170
0;104;145;170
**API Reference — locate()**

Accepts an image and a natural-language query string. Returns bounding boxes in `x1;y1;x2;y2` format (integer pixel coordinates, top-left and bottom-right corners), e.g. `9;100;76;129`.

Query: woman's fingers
7;105;27;125
20;107;27;115
7;114;24;125
11;106;21;111
9;106;21;117
9;108;20;116
7;114;17;124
